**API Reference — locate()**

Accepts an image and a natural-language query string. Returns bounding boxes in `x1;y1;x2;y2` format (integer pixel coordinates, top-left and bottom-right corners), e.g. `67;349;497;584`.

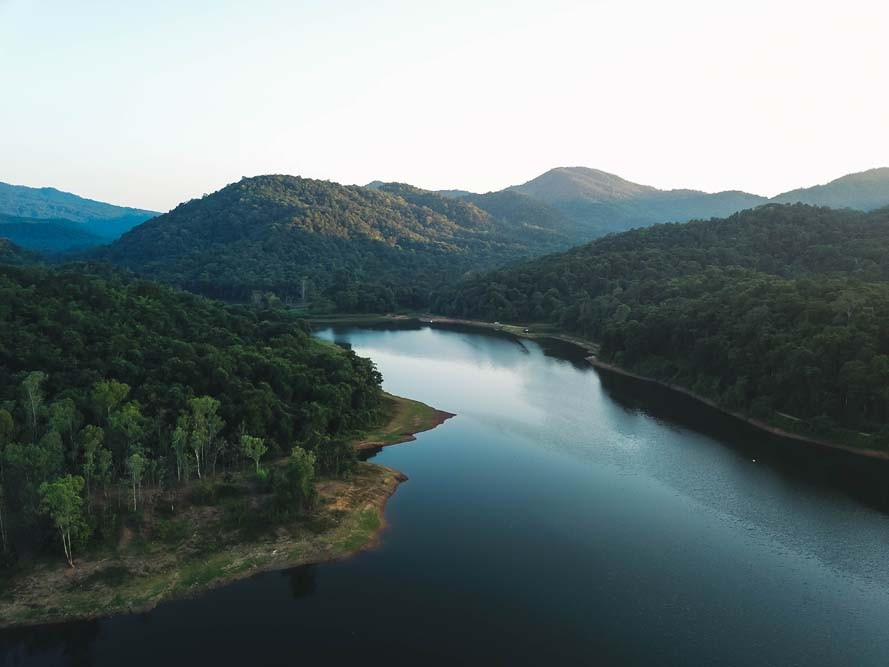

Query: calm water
5;324;889;666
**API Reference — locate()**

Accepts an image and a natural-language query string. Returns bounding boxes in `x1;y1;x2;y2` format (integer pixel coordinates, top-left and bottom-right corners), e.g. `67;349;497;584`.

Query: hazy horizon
2;0;887;211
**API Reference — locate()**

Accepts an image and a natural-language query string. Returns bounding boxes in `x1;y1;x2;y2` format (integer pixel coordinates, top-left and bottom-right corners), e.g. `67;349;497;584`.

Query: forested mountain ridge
0;264;384;563
438;165;889;239
0;213;106;253
434;204;889;447
505;166;768;235
0;182;157;247
98;175;578;311
771;167;889;210
0;238;40;265
371;182;589;248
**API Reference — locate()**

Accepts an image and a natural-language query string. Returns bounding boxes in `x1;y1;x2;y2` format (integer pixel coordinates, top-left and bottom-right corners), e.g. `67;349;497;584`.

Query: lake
4;323;889;666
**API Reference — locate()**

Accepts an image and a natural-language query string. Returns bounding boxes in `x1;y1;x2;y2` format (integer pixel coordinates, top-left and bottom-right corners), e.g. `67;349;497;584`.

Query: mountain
0;213;105;253
0;237;40;265
435;203;889;449
506;167;767;235
99;175;579;311
456;190;593;243
0;181;158;248
771;168;889;210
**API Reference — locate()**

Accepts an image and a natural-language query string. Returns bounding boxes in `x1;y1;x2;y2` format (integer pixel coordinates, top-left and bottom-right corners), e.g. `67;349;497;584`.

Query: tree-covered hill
506;166;768;235
0;264;384;560
771;167;889;210
0;238;41;265
98;175;577;311
0;214;106;253
0;182;157;245
435;204;889;446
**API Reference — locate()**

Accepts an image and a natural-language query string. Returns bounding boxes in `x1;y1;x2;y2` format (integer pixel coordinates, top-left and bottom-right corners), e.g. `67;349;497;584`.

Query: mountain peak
509;166;658;204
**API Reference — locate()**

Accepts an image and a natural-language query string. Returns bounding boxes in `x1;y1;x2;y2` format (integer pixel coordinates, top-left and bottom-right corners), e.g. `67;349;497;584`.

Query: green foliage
0;237;41;265
97;175;582;311
39;475;89;566
438;204;889;442
240;434;267;474
0;264;384;562
270;447;317;516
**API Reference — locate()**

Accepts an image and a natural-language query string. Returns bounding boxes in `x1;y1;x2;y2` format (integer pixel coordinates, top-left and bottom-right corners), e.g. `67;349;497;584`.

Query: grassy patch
353;393;450;449
337;509;381;552
177;556;228;591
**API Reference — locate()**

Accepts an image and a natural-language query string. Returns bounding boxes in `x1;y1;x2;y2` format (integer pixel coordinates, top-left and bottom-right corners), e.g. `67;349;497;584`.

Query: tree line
0;264;384;567
434;204;889;446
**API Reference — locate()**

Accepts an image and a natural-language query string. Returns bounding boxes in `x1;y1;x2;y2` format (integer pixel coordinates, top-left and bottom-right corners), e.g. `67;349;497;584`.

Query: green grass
337;509;381;552
353;393;447;448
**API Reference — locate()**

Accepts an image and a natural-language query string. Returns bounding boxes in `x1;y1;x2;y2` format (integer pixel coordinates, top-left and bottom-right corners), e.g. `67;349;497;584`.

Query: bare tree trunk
62;528;73;568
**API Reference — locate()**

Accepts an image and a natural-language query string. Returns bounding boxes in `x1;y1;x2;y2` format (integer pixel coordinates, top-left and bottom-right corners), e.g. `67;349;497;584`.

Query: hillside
0;263;385;564
100;175;577;311
0;182;158;246
506;166;767;235
771;168;889;210
0;213;106;253
435;204;889;447
0;237;41;265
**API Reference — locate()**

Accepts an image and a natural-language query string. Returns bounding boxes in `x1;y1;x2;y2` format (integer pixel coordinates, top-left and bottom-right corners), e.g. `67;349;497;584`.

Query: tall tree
240;434;267;474
39;475;87;568
20;371;46;441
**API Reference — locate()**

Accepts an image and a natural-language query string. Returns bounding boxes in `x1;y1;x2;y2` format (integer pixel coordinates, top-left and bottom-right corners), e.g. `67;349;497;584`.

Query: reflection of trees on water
595;367;889;513
283;564;317;601
0;617;101;667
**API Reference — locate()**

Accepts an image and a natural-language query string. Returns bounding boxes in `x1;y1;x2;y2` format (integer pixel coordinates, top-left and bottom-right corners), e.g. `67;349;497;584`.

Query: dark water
5;324;889;666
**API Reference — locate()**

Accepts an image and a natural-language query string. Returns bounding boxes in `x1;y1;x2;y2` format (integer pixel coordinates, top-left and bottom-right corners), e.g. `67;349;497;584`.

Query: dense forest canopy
435;204;889;445
98;176;583;311
0;264;384;563
0;238;40;265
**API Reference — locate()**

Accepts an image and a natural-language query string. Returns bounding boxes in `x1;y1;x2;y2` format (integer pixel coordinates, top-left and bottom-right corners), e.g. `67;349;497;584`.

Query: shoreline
354;393;455;452
587;356;889;461
0;393;453;630
363;313;886;462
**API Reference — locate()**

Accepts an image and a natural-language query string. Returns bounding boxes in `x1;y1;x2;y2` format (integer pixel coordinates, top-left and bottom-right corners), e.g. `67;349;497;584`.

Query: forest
0;264;384;568
97;175;583;312
435;204;889;446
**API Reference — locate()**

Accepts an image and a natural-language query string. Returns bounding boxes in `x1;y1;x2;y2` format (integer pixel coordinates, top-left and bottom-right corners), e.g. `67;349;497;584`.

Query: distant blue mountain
0;181;158;250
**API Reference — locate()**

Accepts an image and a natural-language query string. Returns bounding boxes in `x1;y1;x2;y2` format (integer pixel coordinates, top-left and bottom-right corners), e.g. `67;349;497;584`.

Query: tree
187;397;224;479
240;434;267;474
91;379;130;425
171;415;190;482
109;402;145;457
0;482;7;554
20;371;46;441
49;399;82;465
127;452;145;512
80;425;105;509
0;408;13;479
272;447;316;515
39;475;88;568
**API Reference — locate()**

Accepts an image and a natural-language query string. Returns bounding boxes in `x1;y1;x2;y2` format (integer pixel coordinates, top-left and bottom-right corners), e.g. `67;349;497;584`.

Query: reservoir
4;324;889;665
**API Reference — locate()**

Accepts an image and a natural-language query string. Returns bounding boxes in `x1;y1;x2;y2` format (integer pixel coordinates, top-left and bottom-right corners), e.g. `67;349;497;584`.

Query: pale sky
1;0;887;212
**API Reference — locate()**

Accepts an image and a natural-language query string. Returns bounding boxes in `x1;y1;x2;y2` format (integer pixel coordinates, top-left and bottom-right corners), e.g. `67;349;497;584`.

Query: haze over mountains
442;166;889;236
0;181;158;251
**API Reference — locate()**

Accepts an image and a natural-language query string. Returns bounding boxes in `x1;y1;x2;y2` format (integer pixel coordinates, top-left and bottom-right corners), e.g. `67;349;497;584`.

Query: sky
1;0;887;212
